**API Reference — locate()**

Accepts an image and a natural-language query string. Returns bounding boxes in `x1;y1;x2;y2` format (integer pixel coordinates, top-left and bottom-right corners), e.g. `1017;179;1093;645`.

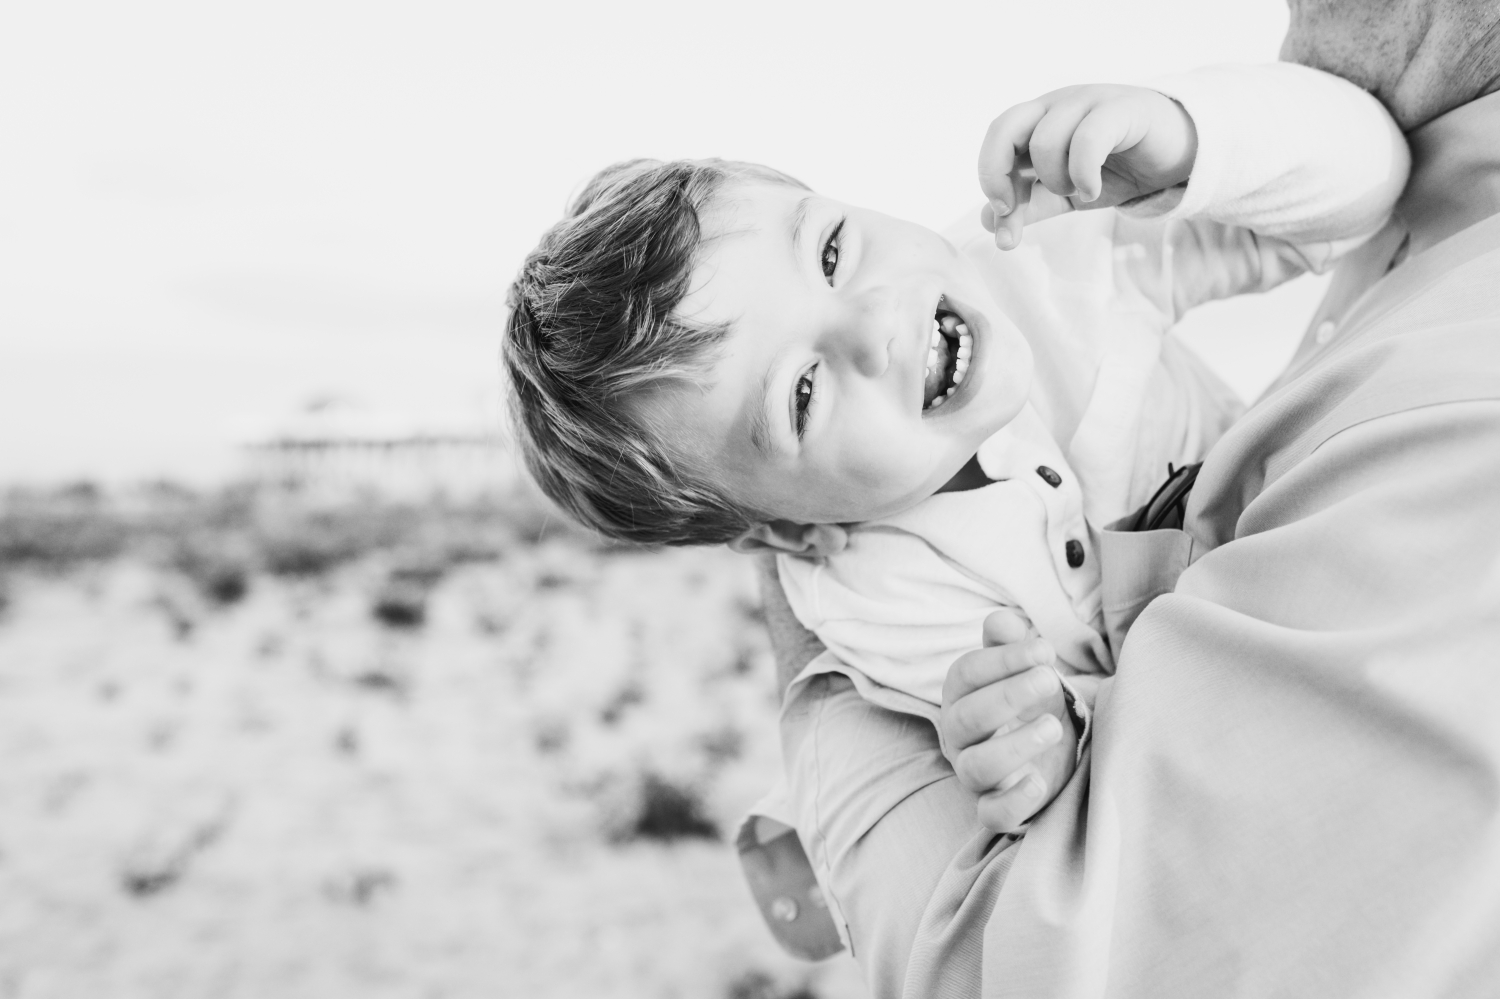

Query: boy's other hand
979;84;1199;250
940;610;1078;834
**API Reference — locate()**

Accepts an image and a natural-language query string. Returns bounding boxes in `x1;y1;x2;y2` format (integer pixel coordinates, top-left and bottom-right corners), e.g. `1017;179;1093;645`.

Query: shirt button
1065;539;1085;568
1036;465;1062;488
1314;319;1337;345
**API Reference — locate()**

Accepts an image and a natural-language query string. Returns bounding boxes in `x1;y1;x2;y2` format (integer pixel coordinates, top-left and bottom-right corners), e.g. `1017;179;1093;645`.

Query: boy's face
647;180;1033;528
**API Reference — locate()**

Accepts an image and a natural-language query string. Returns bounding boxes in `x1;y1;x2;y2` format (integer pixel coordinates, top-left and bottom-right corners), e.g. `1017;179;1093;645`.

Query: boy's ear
728;520;848;558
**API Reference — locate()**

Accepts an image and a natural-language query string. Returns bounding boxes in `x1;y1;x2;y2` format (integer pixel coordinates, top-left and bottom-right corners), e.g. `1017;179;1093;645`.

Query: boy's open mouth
922;299;972;411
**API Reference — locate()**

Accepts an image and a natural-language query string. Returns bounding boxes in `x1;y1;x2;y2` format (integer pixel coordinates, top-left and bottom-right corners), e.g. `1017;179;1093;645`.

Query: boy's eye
820;219;845;284
794;363;819;437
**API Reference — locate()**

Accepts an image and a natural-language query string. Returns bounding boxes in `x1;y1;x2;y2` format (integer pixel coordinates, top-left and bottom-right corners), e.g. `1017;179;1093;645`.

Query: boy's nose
832;294;901;378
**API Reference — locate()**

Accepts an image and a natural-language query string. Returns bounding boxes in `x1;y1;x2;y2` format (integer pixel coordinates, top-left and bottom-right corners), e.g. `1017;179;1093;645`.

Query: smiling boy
505;62;1408;830
644;180;1033;533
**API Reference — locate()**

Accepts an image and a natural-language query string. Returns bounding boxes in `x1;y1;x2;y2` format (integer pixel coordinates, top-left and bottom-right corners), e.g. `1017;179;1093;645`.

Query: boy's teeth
924;318;943;381
953;330;972;375
924;308;976;411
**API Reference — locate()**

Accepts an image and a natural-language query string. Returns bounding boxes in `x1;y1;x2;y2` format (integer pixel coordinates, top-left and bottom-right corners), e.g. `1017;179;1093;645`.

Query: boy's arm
974;65;1408;524
1139;63;1408;249
1134;62;1410;317
982;63;1410;317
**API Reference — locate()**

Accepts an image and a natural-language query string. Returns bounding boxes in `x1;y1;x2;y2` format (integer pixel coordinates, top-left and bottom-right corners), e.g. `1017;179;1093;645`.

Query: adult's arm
755;557;1004;993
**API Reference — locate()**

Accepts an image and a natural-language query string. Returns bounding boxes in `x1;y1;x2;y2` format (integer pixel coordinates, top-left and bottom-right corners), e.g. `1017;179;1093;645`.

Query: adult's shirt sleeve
772;671;1010;997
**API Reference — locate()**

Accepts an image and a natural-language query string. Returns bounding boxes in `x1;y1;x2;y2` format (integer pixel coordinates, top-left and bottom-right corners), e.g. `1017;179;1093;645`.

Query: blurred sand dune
0;483;865;997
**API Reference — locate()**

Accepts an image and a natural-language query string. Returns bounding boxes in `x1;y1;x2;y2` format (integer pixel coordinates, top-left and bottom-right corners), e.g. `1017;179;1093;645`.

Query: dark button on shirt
1036;465;1062;488
1065;539;1085;568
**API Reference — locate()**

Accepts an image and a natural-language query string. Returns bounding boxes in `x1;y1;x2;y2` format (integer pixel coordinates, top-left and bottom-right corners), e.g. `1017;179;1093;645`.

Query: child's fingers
1027;96;1098;198
944;635;1054;709
981;190;1023;242
1021;184;1075;227
992;174;1033;249
1067;103;1136;204
982;609;1031;648
954;714;1064;795
978;100;1048;219
976;769;1048;834
942;661;1061;752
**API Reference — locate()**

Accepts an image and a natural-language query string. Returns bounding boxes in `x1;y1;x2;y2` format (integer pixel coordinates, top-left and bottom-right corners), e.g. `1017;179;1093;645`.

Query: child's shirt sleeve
1119;61;1411;318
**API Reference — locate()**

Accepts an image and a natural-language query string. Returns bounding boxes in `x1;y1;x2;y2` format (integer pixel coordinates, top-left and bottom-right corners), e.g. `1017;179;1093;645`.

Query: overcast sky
0;1;1303;484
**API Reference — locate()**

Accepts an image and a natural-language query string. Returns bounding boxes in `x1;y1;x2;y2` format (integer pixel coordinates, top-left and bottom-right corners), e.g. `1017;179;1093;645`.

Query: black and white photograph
3;1;1499;996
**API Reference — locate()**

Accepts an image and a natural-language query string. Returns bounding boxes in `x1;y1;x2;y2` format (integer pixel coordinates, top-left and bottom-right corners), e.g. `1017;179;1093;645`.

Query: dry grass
0;483;865;997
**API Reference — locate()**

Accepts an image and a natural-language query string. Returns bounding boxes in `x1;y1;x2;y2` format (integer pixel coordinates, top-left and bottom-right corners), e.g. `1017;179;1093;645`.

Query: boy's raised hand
940;610;1077;833
979;84;1199;249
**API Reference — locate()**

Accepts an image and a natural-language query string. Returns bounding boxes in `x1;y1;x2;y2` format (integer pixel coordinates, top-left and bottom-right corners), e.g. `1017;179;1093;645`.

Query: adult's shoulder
1189;213;1500;544
1276;215;1500;472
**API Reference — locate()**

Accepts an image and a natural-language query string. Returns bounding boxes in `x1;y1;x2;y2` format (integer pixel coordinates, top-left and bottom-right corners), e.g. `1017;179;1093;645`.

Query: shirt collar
1398;88;1500;259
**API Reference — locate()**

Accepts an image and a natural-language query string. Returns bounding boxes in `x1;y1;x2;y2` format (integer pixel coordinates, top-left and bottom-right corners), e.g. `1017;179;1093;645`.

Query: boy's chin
944;393;1019;445
970;362;1033;437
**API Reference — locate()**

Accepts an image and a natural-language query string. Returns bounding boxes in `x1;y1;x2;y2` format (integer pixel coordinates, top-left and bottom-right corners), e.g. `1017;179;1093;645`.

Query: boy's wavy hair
504;158;809;546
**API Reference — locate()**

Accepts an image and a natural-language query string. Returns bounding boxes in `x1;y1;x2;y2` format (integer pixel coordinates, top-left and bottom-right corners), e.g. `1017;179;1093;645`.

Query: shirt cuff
735;810;846;961
740;667;956;960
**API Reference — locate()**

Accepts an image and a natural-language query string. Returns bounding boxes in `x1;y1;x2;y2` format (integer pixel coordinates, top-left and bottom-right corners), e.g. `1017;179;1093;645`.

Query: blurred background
0;1;1323;996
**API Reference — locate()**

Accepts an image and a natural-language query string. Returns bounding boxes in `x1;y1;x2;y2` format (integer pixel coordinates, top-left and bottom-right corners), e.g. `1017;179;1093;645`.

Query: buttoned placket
1307;231;1410;353
977;412;1105;628
1025;464;1106;752
1027;461;1098;617
975;451;1103;765
1273;222;1413;395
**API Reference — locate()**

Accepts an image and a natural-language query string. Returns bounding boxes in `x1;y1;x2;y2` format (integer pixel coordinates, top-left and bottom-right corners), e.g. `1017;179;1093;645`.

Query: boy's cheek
842;434;935;488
